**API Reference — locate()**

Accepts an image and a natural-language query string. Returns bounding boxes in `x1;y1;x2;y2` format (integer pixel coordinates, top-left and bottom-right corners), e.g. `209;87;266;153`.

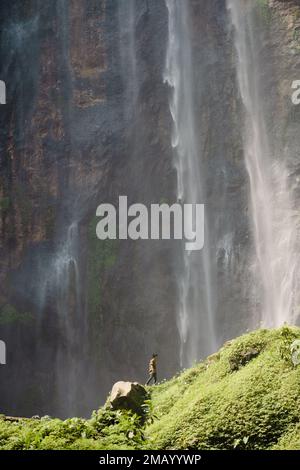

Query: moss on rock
146;327;300;450
0;305;34;326
1;327;300;450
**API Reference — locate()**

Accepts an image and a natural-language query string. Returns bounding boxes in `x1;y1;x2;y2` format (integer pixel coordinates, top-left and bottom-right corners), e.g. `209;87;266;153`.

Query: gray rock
109;381;148;415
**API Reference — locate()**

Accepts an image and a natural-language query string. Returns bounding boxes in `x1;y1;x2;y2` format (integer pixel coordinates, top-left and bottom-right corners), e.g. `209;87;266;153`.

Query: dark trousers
146;372;157;386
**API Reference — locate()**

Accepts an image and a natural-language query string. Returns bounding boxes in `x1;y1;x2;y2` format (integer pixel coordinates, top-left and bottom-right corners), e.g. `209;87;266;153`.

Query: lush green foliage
146;326;300;450
1;327;300;450
0;408;149;450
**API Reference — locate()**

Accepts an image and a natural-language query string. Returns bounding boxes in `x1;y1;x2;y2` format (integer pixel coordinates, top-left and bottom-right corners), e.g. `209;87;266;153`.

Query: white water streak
228;0;299;327
164;0;217;366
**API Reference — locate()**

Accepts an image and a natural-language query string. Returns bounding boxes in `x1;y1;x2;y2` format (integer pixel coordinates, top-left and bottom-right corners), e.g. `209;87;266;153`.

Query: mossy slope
1;327;300;450
147;326;300;450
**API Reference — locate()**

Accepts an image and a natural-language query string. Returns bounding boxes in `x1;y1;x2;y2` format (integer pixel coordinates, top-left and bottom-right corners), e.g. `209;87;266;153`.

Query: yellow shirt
149;357;157;374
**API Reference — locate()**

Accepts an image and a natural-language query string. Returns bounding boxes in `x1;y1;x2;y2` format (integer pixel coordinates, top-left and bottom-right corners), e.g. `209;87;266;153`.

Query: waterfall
164;0;217;366
34;219;84;415
54;221;81;324
227;0;300;327
54;221;84;414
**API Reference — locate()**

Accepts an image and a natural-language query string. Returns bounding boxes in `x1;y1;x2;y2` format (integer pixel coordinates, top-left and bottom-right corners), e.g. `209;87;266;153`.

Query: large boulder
109;381;148;415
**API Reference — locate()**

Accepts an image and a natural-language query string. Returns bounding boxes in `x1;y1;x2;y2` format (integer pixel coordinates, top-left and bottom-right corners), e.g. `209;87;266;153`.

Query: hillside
1;326;300;450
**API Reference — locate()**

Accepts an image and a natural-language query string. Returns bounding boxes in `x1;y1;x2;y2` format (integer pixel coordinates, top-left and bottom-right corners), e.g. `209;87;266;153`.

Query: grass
1;326;300;450
146;326;300;450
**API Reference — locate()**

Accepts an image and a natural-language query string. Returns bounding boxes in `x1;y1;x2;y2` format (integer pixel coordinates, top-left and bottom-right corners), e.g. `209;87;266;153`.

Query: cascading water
54;221;81;325
227;0;300;327
54;221;84;414
35;219;84;415
164;0;217;366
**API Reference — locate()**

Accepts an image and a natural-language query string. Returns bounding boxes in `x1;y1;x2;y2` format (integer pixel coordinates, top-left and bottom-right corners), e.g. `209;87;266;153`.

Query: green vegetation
87;215;118;322
1;327;300;450
146;326;300;450
257;0;272;25
0;404;155;450
0;197;10;215
0;304;34;326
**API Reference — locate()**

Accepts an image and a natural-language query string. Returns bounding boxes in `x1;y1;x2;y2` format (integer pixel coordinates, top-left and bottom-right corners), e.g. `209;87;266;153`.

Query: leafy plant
1;327;300;450
278;325;298;365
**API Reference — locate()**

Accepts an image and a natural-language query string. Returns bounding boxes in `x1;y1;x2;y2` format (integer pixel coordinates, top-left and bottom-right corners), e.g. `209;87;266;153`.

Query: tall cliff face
0;0;178;418
0;0;300;418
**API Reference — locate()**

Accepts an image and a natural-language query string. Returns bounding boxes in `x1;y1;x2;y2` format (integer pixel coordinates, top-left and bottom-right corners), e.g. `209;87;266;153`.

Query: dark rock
229;348;260;371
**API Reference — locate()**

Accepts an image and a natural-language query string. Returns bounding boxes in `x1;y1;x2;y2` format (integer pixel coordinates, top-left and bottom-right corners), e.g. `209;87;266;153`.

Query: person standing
146;353;158;385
